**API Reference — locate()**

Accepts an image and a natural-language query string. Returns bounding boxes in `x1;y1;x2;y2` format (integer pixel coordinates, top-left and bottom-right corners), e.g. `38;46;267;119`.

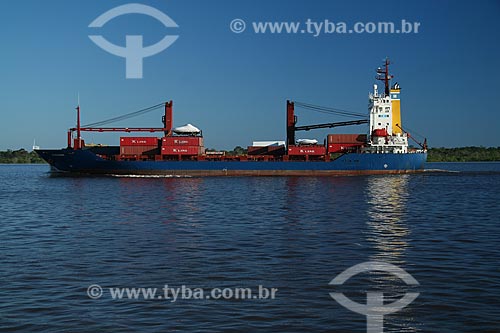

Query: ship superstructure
366;58;409;154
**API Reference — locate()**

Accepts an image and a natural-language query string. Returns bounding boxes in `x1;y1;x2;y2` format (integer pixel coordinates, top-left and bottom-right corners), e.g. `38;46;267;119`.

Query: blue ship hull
36;149;427;176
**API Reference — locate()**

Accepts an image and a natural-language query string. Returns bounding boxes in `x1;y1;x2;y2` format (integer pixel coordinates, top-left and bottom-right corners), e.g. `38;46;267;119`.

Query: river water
0;163;499;332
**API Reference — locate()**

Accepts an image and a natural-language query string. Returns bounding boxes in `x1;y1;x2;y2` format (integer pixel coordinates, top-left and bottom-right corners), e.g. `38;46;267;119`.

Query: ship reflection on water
366;174;411;265
365;174;419;332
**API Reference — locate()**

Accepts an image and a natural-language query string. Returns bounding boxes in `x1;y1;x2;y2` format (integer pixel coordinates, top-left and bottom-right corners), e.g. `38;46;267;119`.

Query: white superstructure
365;60;410;154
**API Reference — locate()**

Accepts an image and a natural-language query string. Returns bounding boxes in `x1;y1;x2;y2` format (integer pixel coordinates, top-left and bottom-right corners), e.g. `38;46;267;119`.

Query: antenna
76;92;82;149
376;58;394;96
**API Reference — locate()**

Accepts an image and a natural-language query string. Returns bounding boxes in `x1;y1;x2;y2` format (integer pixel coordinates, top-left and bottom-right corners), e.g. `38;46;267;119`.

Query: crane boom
295;119;368;131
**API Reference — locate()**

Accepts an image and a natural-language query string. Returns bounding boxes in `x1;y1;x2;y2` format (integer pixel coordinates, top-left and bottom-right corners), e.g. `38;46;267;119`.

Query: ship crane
295;119;369;132
286;100;368;147
68;101;173;149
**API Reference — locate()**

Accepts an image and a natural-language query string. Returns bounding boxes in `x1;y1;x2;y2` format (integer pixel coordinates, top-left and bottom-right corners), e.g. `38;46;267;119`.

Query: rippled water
0;163;499;332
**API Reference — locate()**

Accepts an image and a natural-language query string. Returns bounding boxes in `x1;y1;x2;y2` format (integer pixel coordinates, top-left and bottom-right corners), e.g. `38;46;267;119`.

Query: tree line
427;147;500;162
0;149;46;163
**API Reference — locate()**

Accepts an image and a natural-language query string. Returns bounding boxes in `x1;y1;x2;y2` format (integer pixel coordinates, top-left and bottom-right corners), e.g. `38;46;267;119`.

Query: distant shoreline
0;163;47;165
0;149;46;164
426;147;500;162
1;147;499;164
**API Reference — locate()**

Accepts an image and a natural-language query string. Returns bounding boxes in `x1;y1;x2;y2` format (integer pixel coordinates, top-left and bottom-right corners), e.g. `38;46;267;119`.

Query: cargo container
248;145;286;156
120;137;159;146
247;146;266;155
288;145;326;156
161;146;204;155
327;143;363;153
120;145;158;155
162;136;203;146
327;134;366;144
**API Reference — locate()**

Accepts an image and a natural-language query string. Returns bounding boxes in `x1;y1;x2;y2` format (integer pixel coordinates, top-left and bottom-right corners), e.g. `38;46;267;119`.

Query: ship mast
376;58;393;96
75;105;81;149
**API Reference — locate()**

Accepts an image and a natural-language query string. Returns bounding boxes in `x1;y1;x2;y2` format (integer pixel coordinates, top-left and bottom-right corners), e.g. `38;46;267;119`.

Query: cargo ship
36;59;427;176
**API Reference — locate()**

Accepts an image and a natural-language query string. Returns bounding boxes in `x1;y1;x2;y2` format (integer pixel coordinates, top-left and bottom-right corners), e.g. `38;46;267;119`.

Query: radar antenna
376;58;394;96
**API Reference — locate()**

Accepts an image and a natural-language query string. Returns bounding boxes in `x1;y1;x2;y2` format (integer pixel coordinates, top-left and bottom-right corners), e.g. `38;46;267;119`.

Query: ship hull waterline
36;149;427;177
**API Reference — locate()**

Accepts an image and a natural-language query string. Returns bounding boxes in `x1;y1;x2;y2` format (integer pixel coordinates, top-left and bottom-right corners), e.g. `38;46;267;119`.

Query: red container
120;137;159;146
121;145;158;155
288;145;326;156
327;143;363;153
327;134;366;144
247;146;268;155
268;145;285;153
161;146;203;155
248;145;286;156
162;136;203;146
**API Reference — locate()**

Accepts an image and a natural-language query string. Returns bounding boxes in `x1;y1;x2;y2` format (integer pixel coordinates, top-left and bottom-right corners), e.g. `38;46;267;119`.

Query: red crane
69;101;173;149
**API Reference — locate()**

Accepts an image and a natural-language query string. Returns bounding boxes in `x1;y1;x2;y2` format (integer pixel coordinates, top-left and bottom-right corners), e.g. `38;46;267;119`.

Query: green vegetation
427;147;500;162
0;149;46;164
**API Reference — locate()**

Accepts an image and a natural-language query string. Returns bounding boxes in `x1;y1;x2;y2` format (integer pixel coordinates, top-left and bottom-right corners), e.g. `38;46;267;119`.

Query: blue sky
0;0;499;150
